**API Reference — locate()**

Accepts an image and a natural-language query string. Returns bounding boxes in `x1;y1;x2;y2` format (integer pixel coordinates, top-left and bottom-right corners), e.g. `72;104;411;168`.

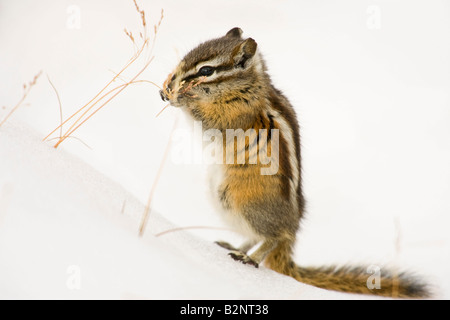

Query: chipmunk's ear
232;38;257;68
225;27;243;39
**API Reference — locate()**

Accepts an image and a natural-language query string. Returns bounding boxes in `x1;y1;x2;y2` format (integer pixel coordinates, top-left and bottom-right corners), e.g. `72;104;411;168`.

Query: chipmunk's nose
159;90;169;102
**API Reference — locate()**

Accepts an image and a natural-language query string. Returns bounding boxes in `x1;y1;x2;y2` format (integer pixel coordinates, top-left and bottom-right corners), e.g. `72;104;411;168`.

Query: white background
1;0;449;298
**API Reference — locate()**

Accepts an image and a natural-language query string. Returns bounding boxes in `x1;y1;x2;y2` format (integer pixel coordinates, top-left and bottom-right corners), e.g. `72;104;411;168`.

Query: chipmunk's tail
264;240;430;298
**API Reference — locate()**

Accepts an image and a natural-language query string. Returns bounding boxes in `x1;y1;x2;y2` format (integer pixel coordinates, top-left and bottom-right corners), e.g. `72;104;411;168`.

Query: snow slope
0;121;353;300
0;121;447;299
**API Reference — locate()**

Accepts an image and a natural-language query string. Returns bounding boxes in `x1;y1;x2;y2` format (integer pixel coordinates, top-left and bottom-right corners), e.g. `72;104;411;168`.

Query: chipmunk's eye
199;66;215;77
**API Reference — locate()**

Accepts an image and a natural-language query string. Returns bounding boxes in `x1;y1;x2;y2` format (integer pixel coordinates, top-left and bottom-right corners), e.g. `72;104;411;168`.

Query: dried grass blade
139;114;179;237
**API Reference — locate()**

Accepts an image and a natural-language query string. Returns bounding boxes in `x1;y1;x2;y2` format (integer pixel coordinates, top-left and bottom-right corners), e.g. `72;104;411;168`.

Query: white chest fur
206;164;261;241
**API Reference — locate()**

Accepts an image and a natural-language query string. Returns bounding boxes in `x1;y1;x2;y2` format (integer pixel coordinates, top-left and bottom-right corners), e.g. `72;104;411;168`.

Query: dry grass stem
139;115;179;237
121;200;127;215
155;103;170;118
47;136;92;149
52;58;153;148
180;76;207;95
46;74;63;139
158;74;207;117
154;226;232;238
0;71;42;128
43;1;164;148
161;70;175;101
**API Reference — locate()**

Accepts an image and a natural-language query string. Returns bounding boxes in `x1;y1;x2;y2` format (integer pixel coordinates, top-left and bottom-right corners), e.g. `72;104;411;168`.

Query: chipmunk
160;27;430;298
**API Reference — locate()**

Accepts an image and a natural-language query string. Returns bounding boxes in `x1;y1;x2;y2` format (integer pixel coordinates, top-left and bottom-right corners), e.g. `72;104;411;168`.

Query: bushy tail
264;240;430;298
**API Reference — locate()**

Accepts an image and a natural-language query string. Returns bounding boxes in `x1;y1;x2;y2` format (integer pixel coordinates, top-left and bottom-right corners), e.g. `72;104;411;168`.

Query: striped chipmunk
159;28;430;298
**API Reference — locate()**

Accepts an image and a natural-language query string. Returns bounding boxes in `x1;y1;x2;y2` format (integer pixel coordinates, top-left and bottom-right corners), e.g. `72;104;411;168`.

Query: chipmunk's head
160;27;267;130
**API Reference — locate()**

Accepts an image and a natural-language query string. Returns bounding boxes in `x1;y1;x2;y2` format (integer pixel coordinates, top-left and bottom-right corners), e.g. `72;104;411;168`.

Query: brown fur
160;28;430;298
265;240;429;298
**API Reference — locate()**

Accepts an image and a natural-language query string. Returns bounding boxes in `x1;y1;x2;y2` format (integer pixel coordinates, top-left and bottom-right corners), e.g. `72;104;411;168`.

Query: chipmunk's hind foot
228;251;259;268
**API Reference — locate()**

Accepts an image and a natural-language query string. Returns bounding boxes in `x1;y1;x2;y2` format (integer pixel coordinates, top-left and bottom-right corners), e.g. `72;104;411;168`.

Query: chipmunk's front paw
215;241;238;251
228;251;259;268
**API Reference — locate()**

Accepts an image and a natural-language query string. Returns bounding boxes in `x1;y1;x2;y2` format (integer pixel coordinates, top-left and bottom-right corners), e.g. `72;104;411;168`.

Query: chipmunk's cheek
175;93;185;103
169;93;188;108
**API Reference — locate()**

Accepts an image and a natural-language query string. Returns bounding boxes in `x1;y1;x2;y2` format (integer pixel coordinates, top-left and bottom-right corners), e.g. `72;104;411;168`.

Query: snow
1;0;449;299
